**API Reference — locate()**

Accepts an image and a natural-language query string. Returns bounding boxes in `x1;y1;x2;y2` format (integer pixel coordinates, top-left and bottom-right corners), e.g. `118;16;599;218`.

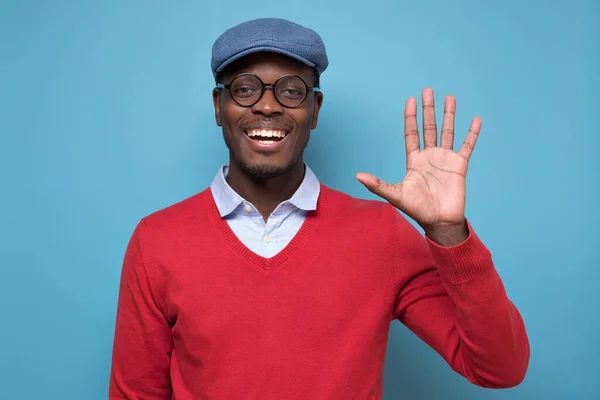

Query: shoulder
320;184;397;215
320;184;415;232
136;188;213;238
320;184;388;211
319;185;431;274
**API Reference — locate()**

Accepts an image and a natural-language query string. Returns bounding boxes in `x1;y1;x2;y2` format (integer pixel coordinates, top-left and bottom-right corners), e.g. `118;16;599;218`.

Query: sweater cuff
425;219;494;284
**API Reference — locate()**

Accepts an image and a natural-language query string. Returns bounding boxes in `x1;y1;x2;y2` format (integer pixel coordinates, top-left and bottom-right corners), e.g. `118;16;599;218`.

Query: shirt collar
209;164;320;217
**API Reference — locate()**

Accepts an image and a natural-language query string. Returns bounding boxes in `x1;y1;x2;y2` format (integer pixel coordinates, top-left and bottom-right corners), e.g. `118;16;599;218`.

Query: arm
393;217;530;388
109;222;173;399
355;88;530;388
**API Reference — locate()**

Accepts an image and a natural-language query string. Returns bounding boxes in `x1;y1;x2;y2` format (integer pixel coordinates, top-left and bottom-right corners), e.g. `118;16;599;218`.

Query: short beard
224;135;309;180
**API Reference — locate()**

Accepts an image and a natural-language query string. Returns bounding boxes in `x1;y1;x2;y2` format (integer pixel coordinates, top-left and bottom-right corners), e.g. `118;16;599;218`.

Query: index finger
404;97;420;155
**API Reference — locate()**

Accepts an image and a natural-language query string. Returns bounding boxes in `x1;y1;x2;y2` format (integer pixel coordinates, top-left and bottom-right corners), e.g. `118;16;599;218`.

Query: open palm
357;88;482;229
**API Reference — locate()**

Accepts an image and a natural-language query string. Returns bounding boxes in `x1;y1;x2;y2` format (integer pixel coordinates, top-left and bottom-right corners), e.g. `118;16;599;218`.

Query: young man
109;17;530;399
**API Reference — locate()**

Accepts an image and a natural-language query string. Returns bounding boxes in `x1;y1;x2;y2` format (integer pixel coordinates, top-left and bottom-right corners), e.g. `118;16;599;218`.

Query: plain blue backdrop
1;0;598;398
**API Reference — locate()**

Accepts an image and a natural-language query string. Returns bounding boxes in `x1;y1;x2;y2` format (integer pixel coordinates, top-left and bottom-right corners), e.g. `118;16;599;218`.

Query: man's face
212;52;324;180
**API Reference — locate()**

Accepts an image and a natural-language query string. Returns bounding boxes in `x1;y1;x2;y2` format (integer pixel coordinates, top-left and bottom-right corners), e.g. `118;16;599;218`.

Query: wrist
423;220;469;247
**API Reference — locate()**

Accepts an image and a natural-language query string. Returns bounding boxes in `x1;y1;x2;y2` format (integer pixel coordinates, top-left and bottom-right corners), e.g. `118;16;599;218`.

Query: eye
233;86;259;97
278;87;305;100
281;88;303;96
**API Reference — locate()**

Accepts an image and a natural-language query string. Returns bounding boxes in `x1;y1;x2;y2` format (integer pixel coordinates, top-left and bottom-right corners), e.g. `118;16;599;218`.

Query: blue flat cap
211;18;328;78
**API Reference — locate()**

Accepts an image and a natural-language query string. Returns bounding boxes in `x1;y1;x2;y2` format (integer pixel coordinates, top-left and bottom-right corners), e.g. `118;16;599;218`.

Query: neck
226;160;306;220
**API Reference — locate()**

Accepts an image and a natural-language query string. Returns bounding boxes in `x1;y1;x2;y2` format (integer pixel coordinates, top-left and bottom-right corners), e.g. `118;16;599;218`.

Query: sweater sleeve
109;222;173;399
392;215;530;388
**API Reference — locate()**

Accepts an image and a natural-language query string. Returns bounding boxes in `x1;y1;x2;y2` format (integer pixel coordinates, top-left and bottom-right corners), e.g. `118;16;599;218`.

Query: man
109;17;530;399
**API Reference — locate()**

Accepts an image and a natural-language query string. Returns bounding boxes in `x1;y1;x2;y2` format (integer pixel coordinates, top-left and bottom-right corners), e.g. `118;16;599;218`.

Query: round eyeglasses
216;73;320;108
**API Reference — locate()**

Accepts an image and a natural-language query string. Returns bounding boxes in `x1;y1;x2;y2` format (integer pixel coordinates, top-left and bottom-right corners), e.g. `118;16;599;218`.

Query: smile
244;129;290;148
242;128;291;152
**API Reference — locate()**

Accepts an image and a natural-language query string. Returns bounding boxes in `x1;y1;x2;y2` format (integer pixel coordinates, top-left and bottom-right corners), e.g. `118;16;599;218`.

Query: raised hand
356;88;482;245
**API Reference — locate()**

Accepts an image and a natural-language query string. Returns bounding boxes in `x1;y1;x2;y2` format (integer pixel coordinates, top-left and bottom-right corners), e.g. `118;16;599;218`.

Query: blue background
1;0;598;398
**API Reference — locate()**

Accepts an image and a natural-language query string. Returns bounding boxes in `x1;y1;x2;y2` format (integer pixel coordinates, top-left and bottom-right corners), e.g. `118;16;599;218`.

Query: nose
251;87;283;116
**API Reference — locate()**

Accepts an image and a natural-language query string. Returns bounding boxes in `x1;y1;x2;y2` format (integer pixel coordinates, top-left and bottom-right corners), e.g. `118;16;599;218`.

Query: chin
232;151;303;180
239;159;297;180
224;133;307;180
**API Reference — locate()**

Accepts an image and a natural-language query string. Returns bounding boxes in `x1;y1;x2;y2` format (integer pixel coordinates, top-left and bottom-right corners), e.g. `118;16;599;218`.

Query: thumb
355;172;399;204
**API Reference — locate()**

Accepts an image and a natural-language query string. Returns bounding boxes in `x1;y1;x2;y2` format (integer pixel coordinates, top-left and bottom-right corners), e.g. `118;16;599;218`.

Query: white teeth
246;129;287;138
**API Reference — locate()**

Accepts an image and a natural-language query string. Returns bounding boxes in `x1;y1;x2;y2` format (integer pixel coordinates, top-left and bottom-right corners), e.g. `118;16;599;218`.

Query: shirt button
264;235;271;243
244;204;252;213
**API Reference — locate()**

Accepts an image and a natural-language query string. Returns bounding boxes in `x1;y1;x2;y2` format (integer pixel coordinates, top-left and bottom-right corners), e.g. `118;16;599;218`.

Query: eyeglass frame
216;73;321;109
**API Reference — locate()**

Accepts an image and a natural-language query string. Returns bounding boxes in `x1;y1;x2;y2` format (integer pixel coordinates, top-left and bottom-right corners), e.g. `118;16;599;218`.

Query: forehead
221;52;314;83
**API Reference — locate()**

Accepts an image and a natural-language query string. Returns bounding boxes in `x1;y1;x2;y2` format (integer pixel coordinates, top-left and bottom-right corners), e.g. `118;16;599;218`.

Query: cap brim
215;46;316;75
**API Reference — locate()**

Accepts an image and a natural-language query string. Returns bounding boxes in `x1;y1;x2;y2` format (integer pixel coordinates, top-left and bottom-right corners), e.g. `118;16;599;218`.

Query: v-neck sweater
109;185;530;400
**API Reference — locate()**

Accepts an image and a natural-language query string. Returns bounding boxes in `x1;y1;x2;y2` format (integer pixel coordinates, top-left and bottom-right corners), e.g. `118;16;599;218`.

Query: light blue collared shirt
209;164;320;258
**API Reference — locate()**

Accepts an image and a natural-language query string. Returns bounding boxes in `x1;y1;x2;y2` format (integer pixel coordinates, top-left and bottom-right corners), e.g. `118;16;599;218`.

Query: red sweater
109;185;529;399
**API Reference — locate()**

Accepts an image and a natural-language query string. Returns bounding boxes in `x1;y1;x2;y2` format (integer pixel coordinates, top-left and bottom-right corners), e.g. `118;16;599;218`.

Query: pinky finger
458;117;482;160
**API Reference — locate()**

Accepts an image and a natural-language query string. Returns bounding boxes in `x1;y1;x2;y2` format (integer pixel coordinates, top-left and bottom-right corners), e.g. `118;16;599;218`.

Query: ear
311;91;324;130
212;87;222;127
